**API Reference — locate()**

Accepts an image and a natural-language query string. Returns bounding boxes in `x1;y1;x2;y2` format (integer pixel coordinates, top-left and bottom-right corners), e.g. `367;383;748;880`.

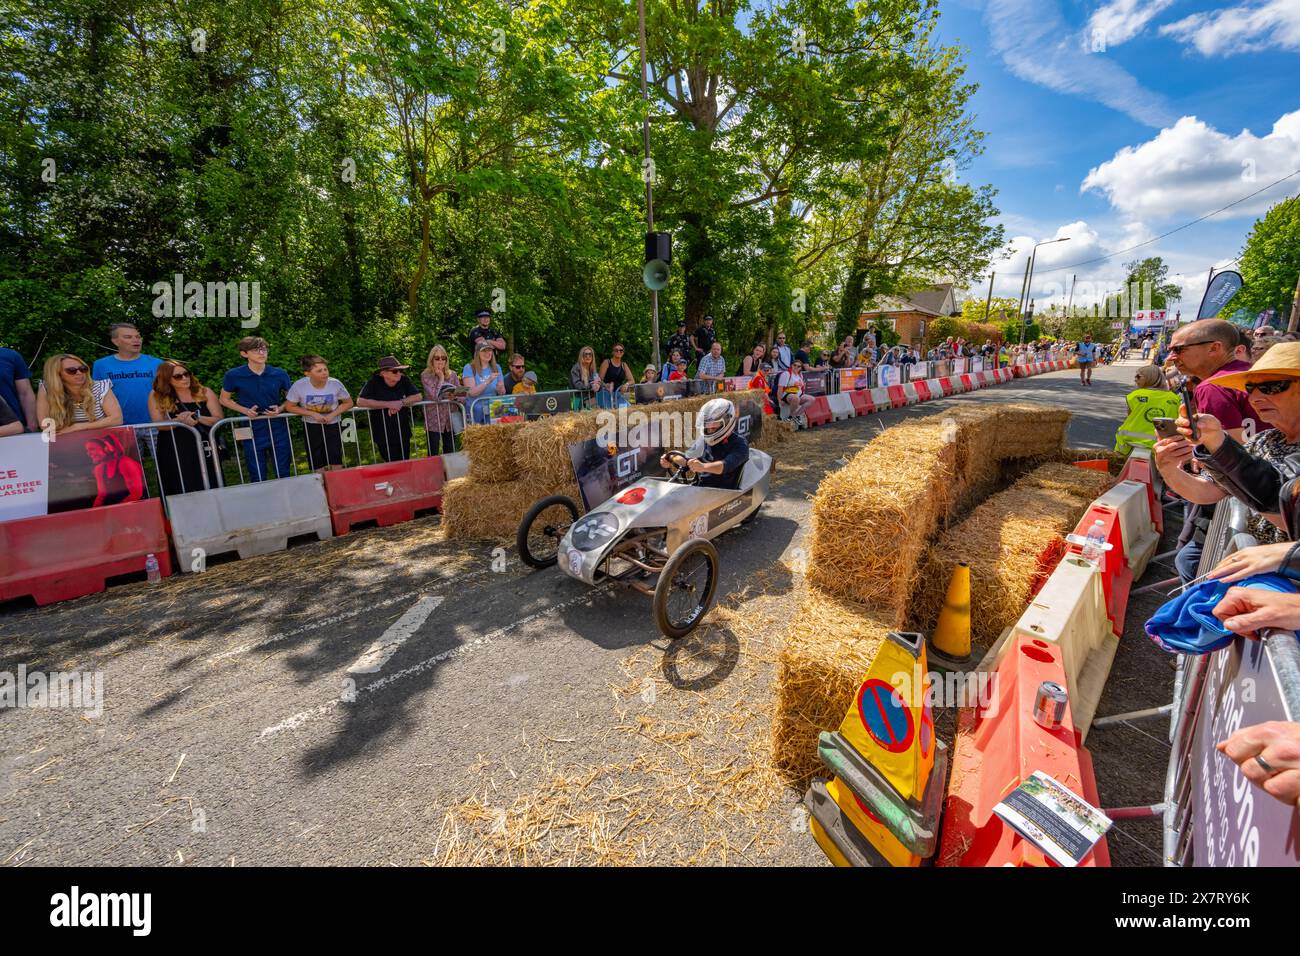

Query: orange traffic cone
1072;459;1110;473
928;562;970;670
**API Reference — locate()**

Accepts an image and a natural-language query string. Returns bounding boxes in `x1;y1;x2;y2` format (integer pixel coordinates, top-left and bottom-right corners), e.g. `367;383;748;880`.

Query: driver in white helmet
660;398;750;490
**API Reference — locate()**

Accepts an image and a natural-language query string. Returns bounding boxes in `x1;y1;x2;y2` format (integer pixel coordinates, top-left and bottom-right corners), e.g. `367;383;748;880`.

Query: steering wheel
664;451;695;484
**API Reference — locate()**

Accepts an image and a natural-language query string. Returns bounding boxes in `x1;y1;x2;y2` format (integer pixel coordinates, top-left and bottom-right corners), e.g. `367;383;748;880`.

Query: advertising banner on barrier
803;368;830;396
878;365;901;387
838;368;870;391
47;426;147;514
568;400;762;511
1192;636;1300;866
0;433;50;523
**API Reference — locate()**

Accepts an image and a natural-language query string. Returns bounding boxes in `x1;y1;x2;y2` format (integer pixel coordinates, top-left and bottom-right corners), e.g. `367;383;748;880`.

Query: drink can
1033;680;1068;729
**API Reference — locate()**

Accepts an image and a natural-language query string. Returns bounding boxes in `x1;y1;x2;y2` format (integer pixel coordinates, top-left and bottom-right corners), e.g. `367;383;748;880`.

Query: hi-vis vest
1115;387;1182;451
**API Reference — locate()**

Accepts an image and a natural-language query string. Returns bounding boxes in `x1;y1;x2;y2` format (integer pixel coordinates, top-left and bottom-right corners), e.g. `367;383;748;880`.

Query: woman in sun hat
1156;343;1300;577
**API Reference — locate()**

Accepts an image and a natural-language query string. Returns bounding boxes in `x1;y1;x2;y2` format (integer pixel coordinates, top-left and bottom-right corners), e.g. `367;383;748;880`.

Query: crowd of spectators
1142;317;1300;809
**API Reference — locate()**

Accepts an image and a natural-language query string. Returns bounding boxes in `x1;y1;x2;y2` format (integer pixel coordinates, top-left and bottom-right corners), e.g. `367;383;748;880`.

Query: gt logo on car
616;450;640;478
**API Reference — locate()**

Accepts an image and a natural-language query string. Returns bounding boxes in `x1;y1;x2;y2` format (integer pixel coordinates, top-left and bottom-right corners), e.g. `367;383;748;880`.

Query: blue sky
933;0;1300;312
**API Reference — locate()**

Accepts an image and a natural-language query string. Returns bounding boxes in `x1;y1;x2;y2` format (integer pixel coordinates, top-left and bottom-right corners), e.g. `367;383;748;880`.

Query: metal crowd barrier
464;387;584;423
1161;497;1300;866
207;399;464;487
124;420;212;510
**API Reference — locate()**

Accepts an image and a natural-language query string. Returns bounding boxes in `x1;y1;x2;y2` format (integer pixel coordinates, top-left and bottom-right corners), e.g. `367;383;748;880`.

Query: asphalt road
0;359;1176;866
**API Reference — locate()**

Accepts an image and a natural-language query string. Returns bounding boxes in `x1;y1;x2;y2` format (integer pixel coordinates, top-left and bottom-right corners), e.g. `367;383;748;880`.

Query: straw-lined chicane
444;390;777;540
773;403;1092;785
909;469;1112;651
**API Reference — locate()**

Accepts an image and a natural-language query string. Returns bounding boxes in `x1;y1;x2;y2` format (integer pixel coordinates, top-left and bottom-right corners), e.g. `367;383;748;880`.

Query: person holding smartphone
1153;319;1270;581
1154;343;1300;578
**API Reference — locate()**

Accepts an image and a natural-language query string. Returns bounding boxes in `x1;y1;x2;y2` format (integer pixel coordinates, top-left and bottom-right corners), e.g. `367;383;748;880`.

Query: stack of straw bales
443;390;773;540
772;592;894;783
773;403;1079;784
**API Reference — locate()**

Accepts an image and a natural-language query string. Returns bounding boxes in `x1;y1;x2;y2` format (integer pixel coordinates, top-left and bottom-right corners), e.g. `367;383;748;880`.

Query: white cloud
1081;111;1300;220
973;218;1226;314
1160;1;1300;56
986;0;1176;127
1086;0;1176;48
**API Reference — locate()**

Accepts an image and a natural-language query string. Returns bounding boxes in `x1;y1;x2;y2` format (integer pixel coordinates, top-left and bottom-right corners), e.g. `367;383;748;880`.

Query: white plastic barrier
993;555;1117;737
1096;480;1159;579
826;393;855;421
167;474;333;569
901;382;920;404
870;387;893;410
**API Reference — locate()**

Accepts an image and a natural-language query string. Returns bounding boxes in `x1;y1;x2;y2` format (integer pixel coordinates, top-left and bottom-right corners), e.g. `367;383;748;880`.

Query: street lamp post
1019;237;1070;346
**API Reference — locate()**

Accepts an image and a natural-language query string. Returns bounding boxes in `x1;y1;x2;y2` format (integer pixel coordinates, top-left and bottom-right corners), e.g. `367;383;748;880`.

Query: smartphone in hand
1180;381;1200;440
1152;417;1180;441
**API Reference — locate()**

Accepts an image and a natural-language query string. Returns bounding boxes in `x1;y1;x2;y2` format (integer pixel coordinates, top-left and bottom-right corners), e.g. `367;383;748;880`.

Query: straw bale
463;421;525;483
512;408;602;488
442;477;540;540
910;480;1093;649
771;590;892;785
989;403;1071;459
1017;460;1113;501
752;416;793;451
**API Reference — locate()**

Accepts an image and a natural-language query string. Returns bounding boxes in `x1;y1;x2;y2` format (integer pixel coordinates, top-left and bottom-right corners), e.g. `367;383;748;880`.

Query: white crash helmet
697;398;737;446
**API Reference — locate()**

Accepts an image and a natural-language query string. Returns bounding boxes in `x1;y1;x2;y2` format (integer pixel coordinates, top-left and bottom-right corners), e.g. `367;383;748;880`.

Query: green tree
1236;196;1300;321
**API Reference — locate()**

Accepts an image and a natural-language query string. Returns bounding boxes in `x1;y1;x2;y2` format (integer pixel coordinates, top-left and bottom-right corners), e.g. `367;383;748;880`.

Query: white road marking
206;590;424;664
346;595;444;675
258;584;614;739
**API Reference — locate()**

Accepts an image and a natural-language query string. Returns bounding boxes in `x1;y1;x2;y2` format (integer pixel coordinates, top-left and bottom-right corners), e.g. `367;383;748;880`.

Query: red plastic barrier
849;389;875;416
959;374;975;392
323;457;447;535
938;634;1110;867
805;395;833;427
0;500;172;606
937;377;954;396
1116;456;1162;534
912;380;932;402
1067;506;1133;636
886;384;907;408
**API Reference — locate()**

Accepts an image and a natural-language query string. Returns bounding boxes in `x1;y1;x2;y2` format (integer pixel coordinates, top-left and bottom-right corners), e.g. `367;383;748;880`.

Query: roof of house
863;283;957;318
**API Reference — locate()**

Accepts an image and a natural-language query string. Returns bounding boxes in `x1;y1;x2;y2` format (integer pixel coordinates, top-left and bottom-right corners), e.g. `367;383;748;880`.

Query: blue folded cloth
1145;573;1297;655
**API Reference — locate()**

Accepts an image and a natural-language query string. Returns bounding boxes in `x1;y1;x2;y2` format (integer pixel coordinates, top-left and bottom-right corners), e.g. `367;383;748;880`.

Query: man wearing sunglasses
1167;319;1264;445
1154;320;1276;582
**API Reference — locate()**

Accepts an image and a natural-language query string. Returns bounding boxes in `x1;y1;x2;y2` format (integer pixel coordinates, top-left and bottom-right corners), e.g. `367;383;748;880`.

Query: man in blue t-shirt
92;323;163;425
219;336;293;481
0;345;36;432
1074;334;1097;386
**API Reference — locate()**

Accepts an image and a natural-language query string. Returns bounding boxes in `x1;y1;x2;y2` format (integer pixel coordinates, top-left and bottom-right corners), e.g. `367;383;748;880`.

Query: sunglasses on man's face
511;364;524;370
1245;379;1295;396
1168;340;1216;356
63;365;88;375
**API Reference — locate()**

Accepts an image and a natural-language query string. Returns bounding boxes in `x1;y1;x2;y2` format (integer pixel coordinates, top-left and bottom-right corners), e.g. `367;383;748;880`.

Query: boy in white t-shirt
283;354;354;470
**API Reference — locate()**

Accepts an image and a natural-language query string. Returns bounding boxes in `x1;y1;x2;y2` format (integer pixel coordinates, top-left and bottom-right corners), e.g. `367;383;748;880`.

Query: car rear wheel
653;538;719;639
516;495;579;569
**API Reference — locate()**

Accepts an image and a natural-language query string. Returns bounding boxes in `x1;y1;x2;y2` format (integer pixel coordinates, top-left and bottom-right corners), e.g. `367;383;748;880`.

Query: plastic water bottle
145;553;161;585
1081;520;1106;567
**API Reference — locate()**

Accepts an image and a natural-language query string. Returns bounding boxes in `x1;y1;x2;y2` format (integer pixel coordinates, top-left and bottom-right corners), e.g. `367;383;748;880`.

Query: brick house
857;283;959;349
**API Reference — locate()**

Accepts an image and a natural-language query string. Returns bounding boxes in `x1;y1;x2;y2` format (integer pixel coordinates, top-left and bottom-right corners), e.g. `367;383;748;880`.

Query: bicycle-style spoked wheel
516;495;579;568
653;538;719;639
